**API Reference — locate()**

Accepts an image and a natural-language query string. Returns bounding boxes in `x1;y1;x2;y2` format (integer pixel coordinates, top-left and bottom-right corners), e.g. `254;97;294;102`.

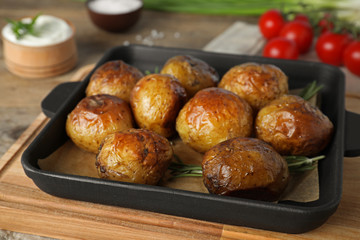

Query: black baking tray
21;45;360;234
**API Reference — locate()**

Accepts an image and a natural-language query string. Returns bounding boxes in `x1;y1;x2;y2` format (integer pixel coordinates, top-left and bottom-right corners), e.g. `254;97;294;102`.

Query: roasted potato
130;74;187;138
160;55;219;97
66;94;134;153
86;60;144;102
255;95;333;156
95;128;173;185
202;137;289;201
218;62;288;111
176;87;253;153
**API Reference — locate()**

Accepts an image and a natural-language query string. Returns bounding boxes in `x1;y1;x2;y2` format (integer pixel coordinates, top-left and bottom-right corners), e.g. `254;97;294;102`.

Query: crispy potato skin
130;74;187;138
160;55;219;97
86;60;144;102
255;95;334;156
95;128;173;185
202;137;289;201
176;87;253;153
66;94;134;153
218;63;288;111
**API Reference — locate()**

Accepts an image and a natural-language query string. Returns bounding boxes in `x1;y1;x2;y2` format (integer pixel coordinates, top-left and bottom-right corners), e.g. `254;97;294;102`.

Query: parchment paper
39;21;320;203
39;131;319;203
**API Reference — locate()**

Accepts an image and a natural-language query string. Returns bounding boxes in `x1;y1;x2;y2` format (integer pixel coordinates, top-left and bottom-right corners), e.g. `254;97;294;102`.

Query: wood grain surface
1;2;360;238
0;65;360;240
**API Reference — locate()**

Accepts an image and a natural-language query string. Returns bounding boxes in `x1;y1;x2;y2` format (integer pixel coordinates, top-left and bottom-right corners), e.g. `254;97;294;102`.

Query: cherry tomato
279;20;314;54
294;14;310;24
259;9;286;40
343;41;360;76
315;32;353;66
263;37;299;60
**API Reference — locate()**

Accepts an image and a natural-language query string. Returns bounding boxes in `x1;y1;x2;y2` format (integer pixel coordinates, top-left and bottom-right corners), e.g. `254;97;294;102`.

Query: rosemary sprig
284;155;325;172
6;14;40;40
168;155;203;178
168;154;325;178
299;80;324;101
144;66;160;75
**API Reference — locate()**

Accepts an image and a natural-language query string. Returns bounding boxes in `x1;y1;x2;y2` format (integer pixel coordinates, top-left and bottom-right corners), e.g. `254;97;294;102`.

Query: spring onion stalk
143;0;349;16
6;13;40;39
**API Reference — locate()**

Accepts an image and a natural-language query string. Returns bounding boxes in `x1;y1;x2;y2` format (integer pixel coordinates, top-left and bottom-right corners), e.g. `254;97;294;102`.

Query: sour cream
2;15;73;47
88;0;142;15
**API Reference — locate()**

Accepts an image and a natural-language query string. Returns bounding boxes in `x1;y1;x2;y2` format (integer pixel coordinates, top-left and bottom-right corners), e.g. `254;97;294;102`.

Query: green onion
6;13;41;40
143;0;344;16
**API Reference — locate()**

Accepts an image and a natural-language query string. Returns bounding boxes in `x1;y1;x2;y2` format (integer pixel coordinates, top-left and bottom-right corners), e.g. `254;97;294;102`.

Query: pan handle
344;110;360;157
41;82;81;118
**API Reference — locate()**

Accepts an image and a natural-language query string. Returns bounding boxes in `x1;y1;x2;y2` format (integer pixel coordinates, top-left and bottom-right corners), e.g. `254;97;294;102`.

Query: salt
88;0;142;15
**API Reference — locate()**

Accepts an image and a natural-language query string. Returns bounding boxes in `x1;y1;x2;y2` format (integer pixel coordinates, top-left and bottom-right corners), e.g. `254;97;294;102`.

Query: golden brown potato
86;60;144;102
130;74;187;138
202;137;289;201
95;128;173;185
255;95;333;156
66;94;134;153
218;62;288;111
176;87;253;153
160;55;219;97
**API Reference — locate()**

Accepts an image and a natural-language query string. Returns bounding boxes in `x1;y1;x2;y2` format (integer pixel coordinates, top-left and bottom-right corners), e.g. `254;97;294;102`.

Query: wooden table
1;1;360;239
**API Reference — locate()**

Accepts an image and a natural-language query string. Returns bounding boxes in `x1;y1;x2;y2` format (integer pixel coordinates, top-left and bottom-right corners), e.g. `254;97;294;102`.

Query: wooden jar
2;18;77;79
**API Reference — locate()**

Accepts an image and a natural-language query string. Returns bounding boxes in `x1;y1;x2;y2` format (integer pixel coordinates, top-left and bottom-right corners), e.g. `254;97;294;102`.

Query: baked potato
160;55;219;97
202;137;289;201
176;87;253;153
86;60;144;102
218;62;288;111
255;94;334;156
66;94;134;153
95;128;173;185
130;74;187;138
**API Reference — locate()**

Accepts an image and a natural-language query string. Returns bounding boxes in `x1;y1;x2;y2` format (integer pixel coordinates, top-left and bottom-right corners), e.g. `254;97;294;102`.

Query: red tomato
343;41;360;76
279;21;314;54
315;32;353;66
294;14;310;23
279;20;314;54
259;9;286;40
263;37;299;60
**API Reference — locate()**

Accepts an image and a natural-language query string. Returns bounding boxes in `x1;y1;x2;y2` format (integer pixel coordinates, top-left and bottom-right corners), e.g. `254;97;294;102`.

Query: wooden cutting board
1;64;360;240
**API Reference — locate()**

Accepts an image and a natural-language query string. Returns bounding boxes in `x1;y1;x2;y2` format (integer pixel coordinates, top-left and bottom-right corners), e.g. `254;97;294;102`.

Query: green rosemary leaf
171;173;203;178
144;66;160;75
299;81;324;101
168;154;325;178
284;155;325;172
